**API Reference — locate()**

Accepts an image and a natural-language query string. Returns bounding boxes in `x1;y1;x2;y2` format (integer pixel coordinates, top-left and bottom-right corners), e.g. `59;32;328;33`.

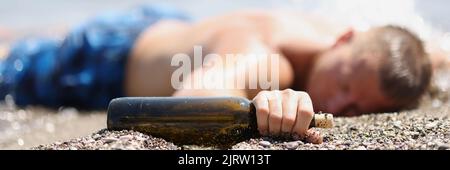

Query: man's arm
172;28;294;98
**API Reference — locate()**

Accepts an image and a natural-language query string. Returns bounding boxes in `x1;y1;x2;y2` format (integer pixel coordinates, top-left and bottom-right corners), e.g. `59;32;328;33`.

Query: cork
311;113;334;128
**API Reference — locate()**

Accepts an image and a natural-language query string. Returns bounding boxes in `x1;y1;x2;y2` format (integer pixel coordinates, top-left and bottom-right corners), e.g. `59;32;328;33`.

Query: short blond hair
358;26;431;108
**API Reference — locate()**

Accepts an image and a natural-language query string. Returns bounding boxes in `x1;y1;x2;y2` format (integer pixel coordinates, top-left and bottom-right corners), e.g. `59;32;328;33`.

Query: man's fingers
292;92;314;138
253;92;270;135
253;90;318;139
281;90;298;133
268;91;282;135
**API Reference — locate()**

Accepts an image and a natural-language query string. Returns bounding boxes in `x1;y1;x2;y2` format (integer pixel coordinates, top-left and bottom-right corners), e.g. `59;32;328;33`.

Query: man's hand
252;89;322;143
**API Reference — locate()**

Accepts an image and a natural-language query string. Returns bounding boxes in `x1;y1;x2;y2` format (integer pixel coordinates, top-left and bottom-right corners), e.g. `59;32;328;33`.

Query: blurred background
1;0;450;44
0;0;449;149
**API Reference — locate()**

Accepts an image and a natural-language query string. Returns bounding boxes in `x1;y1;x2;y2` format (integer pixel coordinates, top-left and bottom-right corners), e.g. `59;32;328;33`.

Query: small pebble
410;132;420;139
392;121;402;128
103;137;118;143
135;136;147;141
437;144;450;150
284;141;299;150
425;122;438;130
259;141;271;147
119;135;133;141
343;141;352;146
420;144;427;150
355;146;366;150
92;134;101;140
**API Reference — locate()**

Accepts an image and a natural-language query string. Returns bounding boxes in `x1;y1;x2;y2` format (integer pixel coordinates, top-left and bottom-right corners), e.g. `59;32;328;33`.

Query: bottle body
107;97;258;147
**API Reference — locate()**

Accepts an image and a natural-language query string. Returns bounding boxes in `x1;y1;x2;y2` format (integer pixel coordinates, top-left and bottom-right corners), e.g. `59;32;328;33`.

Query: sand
2;63;450;150
31;105;449;150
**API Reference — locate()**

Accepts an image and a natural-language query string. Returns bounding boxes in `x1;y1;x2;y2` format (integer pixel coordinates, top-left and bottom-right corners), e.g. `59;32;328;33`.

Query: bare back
124;10;346;97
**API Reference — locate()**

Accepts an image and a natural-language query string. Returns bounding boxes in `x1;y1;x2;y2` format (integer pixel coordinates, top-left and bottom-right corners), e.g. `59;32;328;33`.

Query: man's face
305;41;397;117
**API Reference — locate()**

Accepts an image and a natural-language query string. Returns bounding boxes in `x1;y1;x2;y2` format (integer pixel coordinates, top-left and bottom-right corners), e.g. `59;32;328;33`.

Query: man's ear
333;29;354;48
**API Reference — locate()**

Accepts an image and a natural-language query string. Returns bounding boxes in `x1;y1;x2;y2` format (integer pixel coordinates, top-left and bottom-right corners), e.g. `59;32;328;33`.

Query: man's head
306;26;432;116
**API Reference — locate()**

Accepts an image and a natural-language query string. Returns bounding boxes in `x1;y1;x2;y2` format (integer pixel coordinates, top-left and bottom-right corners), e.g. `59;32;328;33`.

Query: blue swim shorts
0;4;190;109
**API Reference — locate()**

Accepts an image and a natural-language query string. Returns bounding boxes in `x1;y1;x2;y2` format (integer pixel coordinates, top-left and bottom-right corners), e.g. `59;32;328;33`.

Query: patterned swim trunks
0;4;190;109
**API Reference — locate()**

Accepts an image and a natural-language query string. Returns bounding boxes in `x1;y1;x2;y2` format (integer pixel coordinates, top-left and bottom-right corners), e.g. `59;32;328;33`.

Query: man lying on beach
0;4;438;139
